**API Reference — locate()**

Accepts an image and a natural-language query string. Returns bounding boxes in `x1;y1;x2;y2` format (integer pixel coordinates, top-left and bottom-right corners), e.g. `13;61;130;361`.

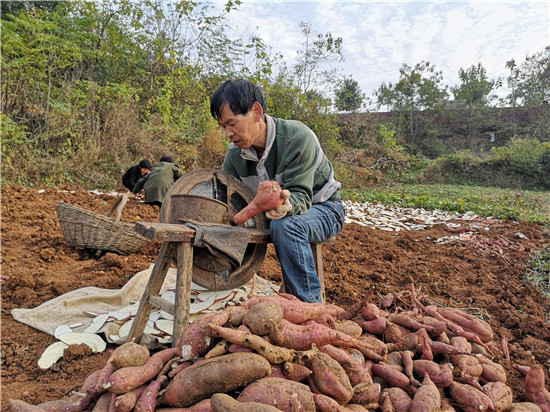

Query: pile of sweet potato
8;285;550;412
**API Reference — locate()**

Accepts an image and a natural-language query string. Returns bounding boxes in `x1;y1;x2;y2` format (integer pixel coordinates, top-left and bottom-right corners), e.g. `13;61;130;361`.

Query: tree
373;61;448;141
505;59;520;107
450;63;501;106
507;46;550;106
293;22;343;95
334;77;364;112
1;1;59;18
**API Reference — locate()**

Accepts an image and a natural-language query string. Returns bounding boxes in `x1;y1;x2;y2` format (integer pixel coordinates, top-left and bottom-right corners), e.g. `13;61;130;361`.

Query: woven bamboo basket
56;194;149;255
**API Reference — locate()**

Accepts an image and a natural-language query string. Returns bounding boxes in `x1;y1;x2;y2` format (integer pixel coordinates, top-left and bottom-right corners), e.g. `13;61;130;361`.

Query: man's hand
265;189;292;220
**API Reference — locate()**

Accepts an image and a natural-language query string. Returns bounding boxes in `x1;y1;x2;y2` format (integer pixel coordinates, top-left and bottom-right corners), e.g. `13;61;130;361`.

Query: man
122;159;152;192
210;79;345;303
132;155;183;208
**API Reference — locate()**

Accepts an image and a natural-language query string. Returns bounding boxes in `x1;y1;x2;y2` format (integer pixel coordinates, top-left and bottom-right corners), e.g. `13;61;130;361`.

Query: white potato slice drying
155;319;174;335
190;294;216;314
118;319;157;339
58;333;106;353
161;290;176;304
38;341;69;370
191;282;208;291
83;313;109;334
197;290;233;302
54;325;73;339
159;310;174;320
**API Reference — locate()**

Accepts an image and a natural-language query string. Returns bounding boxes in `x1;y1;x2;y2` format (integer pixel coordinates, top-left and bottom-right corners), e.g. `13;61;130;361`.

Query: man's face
217;103;261;149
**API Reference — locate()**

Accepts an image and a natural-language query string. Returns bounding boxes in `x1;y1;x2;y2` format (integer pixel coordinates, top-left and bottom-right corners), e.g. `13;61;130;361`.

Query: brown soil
1;185;549;409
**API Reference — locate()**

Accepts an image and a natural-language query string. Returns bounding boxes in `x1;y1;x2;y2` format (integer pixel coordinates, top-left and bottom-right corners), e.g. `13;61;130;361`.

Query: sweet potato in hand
233;181;285;225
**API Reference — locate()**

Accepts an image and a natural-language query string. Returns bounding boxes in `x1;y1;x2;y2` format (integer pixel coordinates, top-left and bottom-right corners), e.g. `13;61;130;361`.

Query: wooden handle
107;194;128;224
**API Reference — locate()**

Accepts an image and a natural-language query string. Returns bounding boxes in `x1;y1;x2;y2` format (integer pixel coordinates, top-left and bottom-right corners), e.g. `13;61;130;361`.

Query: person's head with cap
159;155;174;163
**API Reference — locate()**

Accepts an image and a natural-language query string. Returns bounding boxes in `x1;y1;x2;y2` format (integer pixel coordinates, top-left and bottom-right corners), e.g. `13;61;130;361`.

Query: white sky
216;0;550;104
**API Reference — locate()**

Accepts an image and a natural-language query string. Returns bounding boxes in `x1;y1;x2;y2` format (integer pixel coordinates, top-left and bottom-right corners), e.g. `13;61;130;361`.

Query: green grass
342;183;550;225
526;246;550;301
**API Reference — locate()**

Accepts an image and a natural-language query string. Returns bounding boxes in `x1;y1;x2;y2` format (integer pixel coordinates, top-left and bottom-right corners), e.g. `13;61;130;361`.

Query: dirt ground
1;184;549;410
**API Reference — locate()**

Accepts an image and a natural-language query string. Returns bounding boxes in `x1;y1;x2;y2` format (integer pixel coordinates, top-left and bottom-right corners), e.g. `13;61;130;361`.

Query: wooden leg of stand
128;242;175;343
312;243;326;304
172;241;193;347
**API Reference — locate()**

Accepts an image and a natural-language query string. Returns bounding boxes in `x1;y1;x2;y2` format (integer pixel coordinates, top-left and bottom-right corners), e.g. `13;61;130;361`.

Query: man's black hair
159;155;174;163
210;79;267;121
139;159;152;169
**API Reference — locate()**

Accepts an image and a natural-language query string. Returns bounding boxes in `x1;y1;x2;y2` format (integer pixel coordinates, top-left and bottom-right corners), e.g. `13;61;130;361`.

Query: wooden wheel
160;169;267;290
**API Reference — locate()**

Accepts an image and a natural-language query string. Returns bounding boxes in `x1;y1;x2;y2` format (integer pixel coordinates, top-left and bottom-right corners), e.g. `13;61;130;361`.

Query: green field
343;183;550;225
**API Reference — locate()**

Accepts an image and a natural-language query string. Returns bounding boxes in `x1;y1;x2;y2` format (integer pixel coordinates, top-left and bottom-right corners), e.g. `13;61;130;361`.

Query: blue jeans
269;200;346;303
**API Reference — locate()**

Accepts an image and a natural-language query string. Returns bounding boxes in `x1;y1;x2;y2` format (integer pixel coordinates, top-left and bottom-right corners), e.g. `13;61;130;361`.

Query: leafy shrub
419;138;550;190
333;162;375;190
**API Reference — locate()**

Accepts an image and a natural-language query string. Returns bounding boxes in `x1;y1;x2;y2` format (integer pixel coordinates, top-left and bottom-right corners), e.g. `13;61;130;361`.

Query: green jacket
133;161;183;204
222;115;341;215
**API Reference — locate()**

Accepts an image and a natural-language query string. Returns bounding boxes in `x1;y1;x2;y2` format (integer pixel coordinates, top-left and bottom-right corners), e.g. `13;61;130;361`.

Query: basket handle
107;193;129;225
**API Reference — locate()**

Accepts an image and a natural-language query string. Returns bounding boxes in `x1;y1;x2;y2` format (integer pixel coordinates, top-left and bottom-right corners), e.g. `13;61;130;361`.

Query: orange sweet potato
134;375;167;412
232;181;285;225
372;362;417;397
156;399;213;412
8;399;44;412
9;393;96;412
160;352;271;407
242;301;283;335
92;362;117;395
307;352;354;404
412;359;454;388
361;303;386;320
333;319;363;338
210;393;281;412
482;381;513;411
478;355;507;383
379;387;412;412
435;307;494;343
176;307;238;361
237;377;316;411
91;392;113;412
246;294;327;324
524;365;550;412
507;402;544;412
319;344;372;386
270;319;385;362
113;385;147;412
350;382;381;406
449;381;494;412
108;341;150;369
440;397;457;412
282;361;312;381
347;405;371;412
208;323;318;365
312;393;347;412
107;347;179;394
410;373;441;412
